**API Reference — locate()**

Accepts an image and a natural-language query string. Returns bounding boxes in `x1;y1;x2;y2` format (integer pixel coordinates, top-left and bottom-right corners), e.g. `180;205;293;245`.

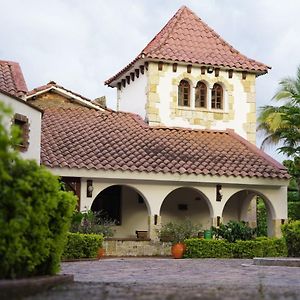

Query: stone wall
103;240;171;257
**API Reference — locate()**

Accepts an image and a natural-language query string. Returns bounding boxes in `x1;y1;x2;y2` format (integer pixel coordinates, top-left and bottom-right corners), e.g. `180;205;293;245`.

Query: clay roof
41;106;288;179
106;6;269;86
0;60;28;97
27;81;106;111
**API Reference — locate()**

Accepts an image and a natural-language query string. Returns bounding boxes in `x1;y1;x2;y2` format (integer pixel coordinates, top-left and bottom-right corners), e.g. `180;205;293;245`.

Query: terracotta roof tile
0;60;28;97
41;106;289;180
106;6;269;85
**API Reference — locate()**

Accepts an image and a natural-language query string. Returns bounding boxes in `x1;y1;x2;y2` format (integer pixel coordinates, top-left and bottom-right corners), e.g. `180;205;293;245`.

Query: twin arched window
178;80;223;110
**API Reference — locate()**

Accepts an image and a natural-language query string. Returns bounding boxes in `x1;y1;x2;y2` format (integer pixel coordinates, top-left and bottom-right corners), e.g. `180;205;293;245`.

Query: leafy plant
159;219;202;244
62;233;103;259
256;198;268;236
212;220;256;243
70;209;115;237
282;220;300;257
0;101;77;279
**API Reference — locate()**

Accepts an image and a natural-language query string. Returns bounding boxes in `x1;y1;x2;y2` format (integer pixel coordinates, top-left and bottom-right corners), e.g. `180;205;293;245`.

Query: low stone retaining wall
103;239;171;256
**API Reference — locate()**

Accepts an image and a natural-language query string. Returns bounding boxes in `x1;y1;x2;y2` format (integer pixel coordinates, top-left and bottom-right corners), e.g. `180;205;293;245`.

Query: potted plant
159;219;202;258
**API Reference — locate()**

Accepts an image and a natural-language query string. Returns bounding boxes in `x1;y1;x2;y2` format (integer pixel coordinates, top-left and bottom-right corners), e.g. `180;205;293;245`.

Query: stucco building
2;6;289;247
0;60;42;163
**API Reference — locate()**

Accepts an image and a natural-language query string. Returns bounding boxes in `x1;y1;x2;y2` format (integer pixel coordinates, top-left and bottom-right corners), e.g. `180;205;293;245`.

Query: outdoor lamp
216;184;223;201
87;180;93;197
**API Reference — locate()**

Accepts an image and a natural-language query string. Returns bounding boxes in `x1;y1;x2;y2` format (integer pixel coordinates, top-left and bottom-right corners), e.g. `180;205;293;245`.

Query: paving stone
25;258;300;300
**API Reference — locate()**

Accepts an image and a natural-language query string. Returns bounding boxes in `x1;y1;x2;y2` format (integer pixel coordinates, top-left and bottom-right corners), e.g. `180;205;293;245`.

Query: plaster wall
75;174;287;237
146;62;256;143
0;92;42;163
161;188;211;229
118;72;148;118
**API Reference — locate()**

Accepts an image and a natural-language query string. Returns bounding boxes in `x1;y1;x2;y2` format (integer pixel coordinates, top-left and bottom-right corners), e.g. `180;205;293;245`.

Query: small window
211;83;223;109
13;113;29;152
195;81;207;108
178;80;190;107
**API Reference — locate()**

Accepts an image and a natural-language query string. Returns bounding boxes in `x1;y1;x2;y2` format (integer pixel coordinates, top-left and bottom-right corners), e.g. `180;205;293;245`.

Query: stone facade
103;240;171;257
145;62;257;144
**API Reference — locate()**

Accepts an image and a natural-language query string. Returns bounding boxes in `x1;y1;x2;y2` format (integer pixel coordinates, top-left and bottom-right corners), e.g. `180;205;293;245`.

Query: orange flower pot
171;243;185;259
97;248;105;259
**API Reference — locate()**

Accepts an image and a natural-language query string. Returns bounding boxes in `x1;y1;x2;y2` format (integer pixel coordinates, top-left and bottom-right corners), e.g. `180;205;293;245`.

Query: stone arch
221;189;276;236
91;184;150;238
159;187;213;229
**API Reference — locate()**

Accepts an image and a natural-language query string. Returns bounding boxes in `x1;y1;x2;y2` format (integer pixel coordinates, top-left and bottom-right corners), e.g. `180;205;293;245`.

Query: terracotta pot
97;248;105;259
171;243;185;259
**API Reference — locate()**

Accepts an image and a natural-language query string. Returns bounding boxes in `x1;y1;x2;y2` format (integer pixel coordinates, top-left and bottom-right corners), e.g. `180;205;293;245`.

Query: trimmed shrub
282;221;300;257
184;238;287;258
184;239;233;258
0;102;77;279
62;233;103;259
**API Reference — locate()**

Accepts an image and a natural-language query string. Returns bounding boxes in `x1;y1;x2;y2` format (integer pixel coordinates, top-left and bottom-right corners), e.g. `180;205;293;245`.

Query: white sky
1;0;300;161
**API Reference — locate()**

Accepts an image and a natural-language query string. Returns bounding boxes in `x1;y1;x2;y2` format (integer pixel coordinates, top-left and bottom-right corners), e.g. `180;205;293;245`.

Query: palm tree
258;66;300;157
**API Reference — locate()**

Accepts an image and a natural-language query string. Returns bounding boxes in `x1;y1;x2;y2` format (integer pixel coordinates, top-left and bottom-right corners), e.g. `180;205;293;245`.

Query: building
12;6;290;246
105;6;270;146
0;60;42;163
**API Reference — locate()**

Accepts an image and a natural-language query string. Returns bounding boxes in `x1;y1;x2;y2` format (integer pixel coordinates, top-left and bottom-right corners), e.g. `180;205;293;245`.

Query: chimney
92;96;106;108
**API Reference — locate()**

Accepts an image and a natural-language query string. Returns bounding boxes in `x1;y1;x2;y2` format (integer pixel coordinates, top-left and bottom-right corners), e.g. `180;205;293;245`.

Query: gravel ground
25;258;300;300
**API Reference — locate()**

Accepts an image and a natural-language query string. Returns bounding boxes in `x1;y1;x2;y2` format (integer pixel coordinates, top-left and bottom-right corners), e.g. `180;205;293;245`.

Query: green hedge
288;202;300;220
184;238;287;258
282;221;300;257
62;233;104;259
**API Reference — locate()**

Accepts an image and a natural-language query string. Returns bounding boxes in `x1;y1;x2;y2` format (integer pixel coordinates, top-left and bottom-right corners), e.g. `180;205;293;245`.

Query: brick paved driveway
26;258;300;300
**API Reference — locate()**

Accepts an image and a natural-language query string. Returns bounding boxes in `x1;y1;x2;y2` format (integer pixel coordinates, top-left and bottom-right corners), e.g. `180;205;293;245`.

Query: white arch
92;184;151;215
159;186;213;217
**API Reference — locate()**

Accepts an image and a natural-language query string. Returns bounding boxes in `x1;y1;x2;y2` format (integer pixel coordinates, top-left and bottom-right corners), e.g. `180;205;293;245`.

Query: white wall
160;187;211;229
0;92;42;163
119;72;148;118
155;64;251;140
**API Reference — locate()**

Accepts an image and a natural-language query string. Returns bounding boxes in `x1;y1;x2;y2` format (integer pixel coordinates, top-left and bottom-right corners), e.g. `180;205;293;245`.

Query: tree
258;66;300;195
258;66;300;157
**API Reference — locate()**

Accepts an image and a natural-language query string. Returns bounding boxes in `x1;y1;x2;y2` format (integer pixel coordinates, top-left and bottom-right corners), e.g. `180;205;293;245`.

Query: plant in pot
159;218;202;258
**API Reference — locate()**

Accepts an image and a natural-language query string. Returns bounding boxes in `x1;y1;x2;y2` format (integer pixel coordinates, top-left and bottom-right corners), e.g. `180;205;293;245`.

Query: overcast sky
1;0;300;161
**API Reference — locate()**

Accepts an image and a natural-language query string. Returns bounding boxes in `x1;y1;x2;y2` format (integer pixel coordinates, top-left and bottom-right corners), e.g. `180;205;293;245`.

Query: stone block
213;112;223;120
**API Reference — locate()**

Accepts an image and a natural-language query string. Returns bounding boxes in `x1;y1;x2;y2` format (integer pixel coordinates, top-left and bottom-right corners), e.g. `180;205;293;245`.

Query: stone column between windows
190;86;196;109
207;86;212;109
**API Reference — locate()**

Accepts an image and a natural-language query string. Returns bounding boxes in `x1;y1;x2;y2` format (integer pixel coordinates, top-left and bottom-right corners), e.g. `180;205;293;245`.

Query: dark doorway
91;185;122;225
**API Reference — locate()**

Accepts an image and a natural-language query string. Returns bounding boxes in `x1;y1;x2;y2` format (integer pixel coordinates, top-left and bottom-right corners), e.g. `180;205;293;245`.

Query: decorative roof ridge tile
226;129;287;171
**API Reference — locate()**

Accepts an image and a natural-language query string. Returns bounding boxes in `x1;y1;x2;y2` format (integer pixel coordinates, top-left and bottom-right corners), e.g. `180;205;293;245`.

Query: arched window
195;81;207;108
211;83;223;109
178;80;190;106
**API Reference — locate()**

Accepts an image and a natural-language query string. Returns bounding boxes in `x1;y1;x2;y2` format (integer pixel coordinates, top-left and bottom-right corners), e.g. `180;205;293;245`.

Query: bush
184;239;233;258
70;209;115;237
159;219;202;244
184;238;287;258
62;233;103;259
212;221;256;242
288;202;300;220
257;198;268;236
282;220;300;257
0;102;77;279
